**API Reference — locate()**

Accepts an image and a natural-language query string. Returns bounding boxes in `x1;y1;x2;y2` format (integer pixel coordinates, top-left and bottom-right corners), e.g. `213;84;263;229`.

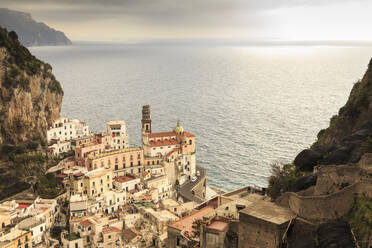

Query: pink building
75;142;106;166
86;147;144;176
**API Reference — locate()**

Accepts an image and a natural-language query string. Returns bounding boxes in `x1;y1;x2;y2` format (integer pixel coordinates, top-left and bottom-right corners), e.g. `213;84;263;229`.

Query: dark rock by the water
294;59;372;171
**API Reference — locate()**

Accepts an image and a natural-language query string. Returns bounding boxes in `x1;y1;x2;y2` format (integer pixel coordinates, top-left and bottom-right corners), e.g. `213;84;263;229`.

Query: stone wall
286;183;358;222
278;179;372;223
238;213;287;248
314;164;363;195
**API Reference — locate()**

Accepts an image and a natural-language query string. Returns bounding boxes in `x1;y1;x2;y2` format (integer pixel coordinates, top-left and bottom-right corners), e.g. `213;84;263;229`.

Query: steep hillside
295;58;372;171
0;8;71;47
0;26;63;148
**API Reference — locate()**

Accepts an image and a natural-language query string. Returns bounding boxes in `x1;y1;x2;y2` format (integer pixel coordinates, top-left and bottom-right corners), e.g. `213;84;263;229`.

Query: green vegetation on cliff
295;58;372;171
344;197;372;247
0;26;63;95
0;26;65;201
267;163;316;199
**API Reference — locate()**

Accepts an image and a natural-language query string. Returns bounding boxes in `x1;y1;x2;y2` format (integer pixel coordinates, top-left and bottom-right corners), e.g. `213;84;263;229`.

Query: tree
8;31;18;40
267;163;300;200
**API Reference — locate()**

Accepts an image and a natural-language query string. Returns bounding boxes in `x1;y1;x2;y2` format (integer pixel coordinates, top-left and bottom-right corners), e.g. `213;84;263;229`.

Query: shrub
36;173;62;199
267;163;301;200
48;80;63;95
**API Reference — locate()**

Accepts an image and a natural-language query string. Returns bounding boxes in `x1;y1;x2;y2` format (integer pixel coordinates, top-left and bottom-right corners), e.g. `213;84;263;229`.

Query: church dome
174;120;184;134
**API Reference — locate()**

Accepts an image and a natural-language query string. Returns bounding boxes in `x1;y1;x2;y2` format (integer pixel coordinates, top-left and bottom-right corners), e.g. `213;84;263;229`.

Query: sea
29;41;372;191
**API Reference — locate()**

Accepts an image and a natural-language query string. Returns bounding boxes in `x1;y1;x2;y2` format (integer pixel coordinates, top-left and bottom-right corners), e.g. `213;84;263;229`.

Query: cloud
0;0;370;40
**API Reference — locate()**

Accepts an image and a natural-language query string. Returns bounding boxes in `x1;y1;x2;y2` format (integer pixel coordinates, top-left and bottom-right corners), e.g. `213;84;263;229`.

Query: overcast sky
1;0;371;41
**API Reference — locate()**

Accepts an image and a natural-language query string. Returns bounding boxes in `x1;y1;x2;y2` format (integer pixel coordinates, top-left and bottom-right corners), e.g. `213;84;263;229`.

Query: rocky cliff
295;58;372;171
0;8;71;47
0;26;63;148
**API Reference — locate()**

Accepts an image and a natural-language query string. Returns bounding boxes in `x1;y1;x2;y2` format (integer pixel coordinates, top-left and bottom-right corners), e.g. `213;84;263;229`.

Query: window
107;184;110;188
147;161;150;166
101;188;103;192
93;182;95;186
115;157;118;163
157;160;160;165
75;243;78;248
138;161;141;165
100;179;103;184
130;155;133;161
137;153;141;159
152;161;155;165
107;175;110;179
131;162;133;167
40;226;43;232
108;235;111;239
189;139;192;145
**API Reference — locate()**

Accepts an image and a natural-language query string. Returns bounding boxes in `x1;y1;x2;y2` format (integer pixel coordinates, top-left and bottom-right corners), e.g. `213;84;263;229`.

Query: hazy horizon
1;0;372;42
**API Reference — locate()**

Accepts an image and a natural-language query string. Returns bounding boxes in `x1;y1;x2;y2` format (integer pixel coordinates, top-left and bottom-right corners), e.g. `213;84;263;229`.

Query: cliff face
0;27;63;146
295;58;372;171
0;8;72;47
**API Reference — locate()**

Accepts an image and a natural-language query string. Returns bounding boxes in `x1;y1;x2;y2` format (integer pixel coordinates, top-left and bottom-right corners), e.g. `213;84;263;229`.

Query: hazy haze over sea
30;42;372;191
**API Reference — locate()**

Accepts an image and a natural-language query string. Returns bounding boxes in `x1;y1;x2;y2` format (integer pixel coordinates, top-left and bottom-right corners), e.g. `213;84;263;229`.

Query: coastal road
179;165;206;204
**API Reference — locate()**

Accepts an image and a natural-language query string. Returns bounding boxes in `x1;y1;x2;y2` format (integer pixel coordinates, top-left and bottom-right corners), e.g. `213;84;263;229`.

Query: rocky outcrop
295;58;372;171
0;27;63;147
317;221;356;248
0;8;71;47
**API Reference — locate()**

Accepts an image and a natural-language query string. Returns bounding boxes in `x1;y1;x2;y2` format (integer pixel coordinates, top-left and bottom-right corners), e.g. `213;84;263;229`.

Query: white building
103;121;130;150
113;175;140;192
17;217;46;246
48;140;72;156
47;117;90;143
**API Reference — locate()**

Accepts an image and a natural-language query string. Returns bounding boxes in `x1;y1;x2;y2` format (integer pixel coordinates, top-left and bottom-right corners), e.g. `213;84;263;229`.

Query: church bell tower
142;105;152;134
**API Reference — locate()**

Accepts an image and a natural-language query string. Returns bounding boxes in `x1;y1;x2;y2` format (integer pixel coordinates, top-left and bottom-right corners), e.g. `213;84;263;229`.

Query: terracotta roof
16;203;31;210
142;172;149;177
182;131;195;138
148;132;176;138
149;139;178;147
166;148;182;157
169;206;214;233
57;174;68;178
115;176;137;183
102;226;121;234
80;219;93;227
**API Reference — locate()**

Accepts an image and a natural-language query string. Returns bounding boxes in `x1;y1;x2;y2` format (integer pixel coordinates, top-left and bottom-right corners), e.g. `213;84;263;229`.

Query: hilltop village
1;105;371;248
